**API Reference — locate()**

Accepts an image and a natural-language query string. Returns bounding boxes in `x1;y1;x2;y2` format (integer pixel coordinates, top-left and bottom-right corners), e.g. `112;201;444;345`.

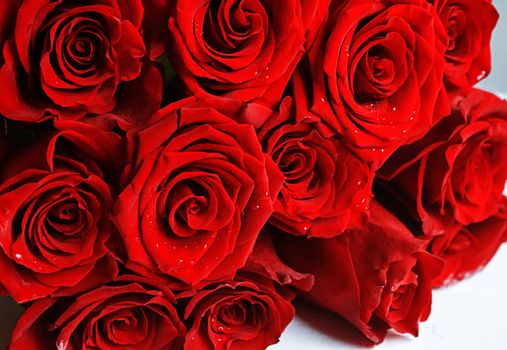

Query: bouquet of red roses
1;0;506;349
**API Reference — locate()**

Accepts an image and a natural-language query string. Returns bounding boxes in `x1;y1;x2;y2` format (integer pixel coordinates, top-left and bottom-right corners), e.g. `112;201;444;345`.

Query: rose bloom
275;201;443;344
167;0;329;105
304;0;450;167
180;272;295;350
0;0;163;122
0;120;123;302
431;0;498;90
429;198;507;287
9;276;186;350
257;89;373;238
381;89;507;235
114;99;283;287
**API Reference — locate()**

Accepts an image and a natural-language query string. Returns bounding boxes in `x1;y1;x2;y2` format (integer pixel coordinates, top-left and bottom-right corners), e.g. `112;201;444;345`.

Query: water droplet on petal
15;253;22;260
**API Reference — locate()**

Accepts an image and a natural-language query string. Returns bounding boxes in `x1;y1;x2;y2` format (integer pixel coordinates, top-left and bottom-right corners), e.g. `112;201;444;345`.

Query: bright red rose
167;0;329;106
381;89;507;235
114;100;284;287
0;0;163;123
431;0;498;90
9;276;186;350
304;0;450;168
257;92;373;238
275;201;443;344
0;121;123;303
180;273;295;350
430;198;507;287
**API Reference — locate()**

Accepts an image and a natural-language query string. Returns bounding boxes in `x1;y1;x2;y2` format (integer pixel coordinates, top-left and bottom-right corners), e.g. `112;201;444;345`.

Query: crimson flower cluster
0;0;505;349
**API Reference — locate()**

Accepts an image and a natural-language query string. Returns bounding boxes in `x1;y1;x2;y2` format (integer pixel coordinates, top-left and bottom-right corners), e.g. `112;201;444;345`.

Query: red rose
275;201;443;343
431;0;498;90
0;121;123;302
381;89;507;235
114;100;284;287
0;0;162;123
257;91;373;238
9;276;186;350
180;273;295;350
430;198;507;286
304;0;450;168
167;0;329;106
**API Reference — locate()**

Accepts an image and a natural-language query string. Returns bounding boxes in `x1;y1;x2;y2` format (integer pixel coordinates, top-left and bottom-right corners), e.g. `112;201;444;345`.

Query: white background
1;1;506;350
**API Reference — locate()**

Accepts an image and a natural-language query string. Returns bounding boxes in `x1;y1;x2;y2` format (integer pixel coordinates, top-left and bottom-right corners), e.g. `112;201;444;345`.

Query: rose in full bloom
275;201;443;343
114;100;284;287
9;276;186;350
431;0;498;90
380;89;507;235
0;120;123;302
430;198;507;286
257;91;373;238
180;273;295;350
167;0;329;105
0;0;163;122
304;0;450;167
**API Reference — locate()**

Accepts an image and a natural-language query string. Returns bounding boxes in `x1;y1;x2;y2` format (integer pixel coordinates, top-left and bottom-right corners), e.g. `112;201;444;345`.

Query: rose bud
166;0;329;106
257;93;373;238
0;0;163;123
180;273;295;350
9;276;186;350
380;89;507;235
430;0;499;90
302;0;450;168
114;100;284;288
0;120;123;302
274;201;443;344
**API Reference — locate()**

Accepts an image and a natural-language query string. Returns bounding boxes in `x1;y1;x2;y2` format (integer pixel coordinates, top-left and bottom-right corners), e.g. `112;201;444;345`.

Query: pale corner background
1;1;507;350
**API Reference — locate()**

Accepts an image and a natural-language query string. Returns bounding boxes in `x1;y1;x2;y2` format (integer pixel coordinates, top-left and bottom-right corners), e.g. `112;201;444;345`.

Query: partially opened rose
430;198;507;286
0;0;162;122
0;120;123;302
180;273;295;350
275;201;443;343
305;0;449;167
114;100;284;287
431;0;498;90
380;89;507;235
257;93;373;238
9;276;186;350
167;0;329;105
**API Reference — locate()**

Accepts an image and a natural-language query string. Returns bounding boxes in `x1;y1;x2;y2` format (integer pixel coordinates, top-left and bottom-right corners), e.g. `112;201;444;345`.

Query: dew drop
14;253;22;260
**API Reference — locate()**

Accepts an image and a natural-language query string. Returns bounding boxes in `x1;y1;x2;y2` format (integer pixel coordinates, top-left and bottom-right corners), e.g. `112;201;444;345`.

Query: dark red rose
0;121;123;302
303;0;450;168
431;0;498;90
275;201;443;344
430;198;507;286
167;0;329;106
0;0;162;123
381;89;507;235
257;92;373;238
9;276;186;350
180;273;295;350
114;100;284;287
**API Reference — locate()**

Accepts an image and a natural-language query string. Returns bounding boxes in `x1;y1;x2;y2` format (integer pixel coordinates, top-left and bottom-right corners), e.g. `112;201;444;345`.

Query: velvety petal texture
303;0;450;168
167;0;330;106
114;100;284;287
274;201;443;343
9;277;186;350
181;273;295;350
0;120;123;302
0;0;162;123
